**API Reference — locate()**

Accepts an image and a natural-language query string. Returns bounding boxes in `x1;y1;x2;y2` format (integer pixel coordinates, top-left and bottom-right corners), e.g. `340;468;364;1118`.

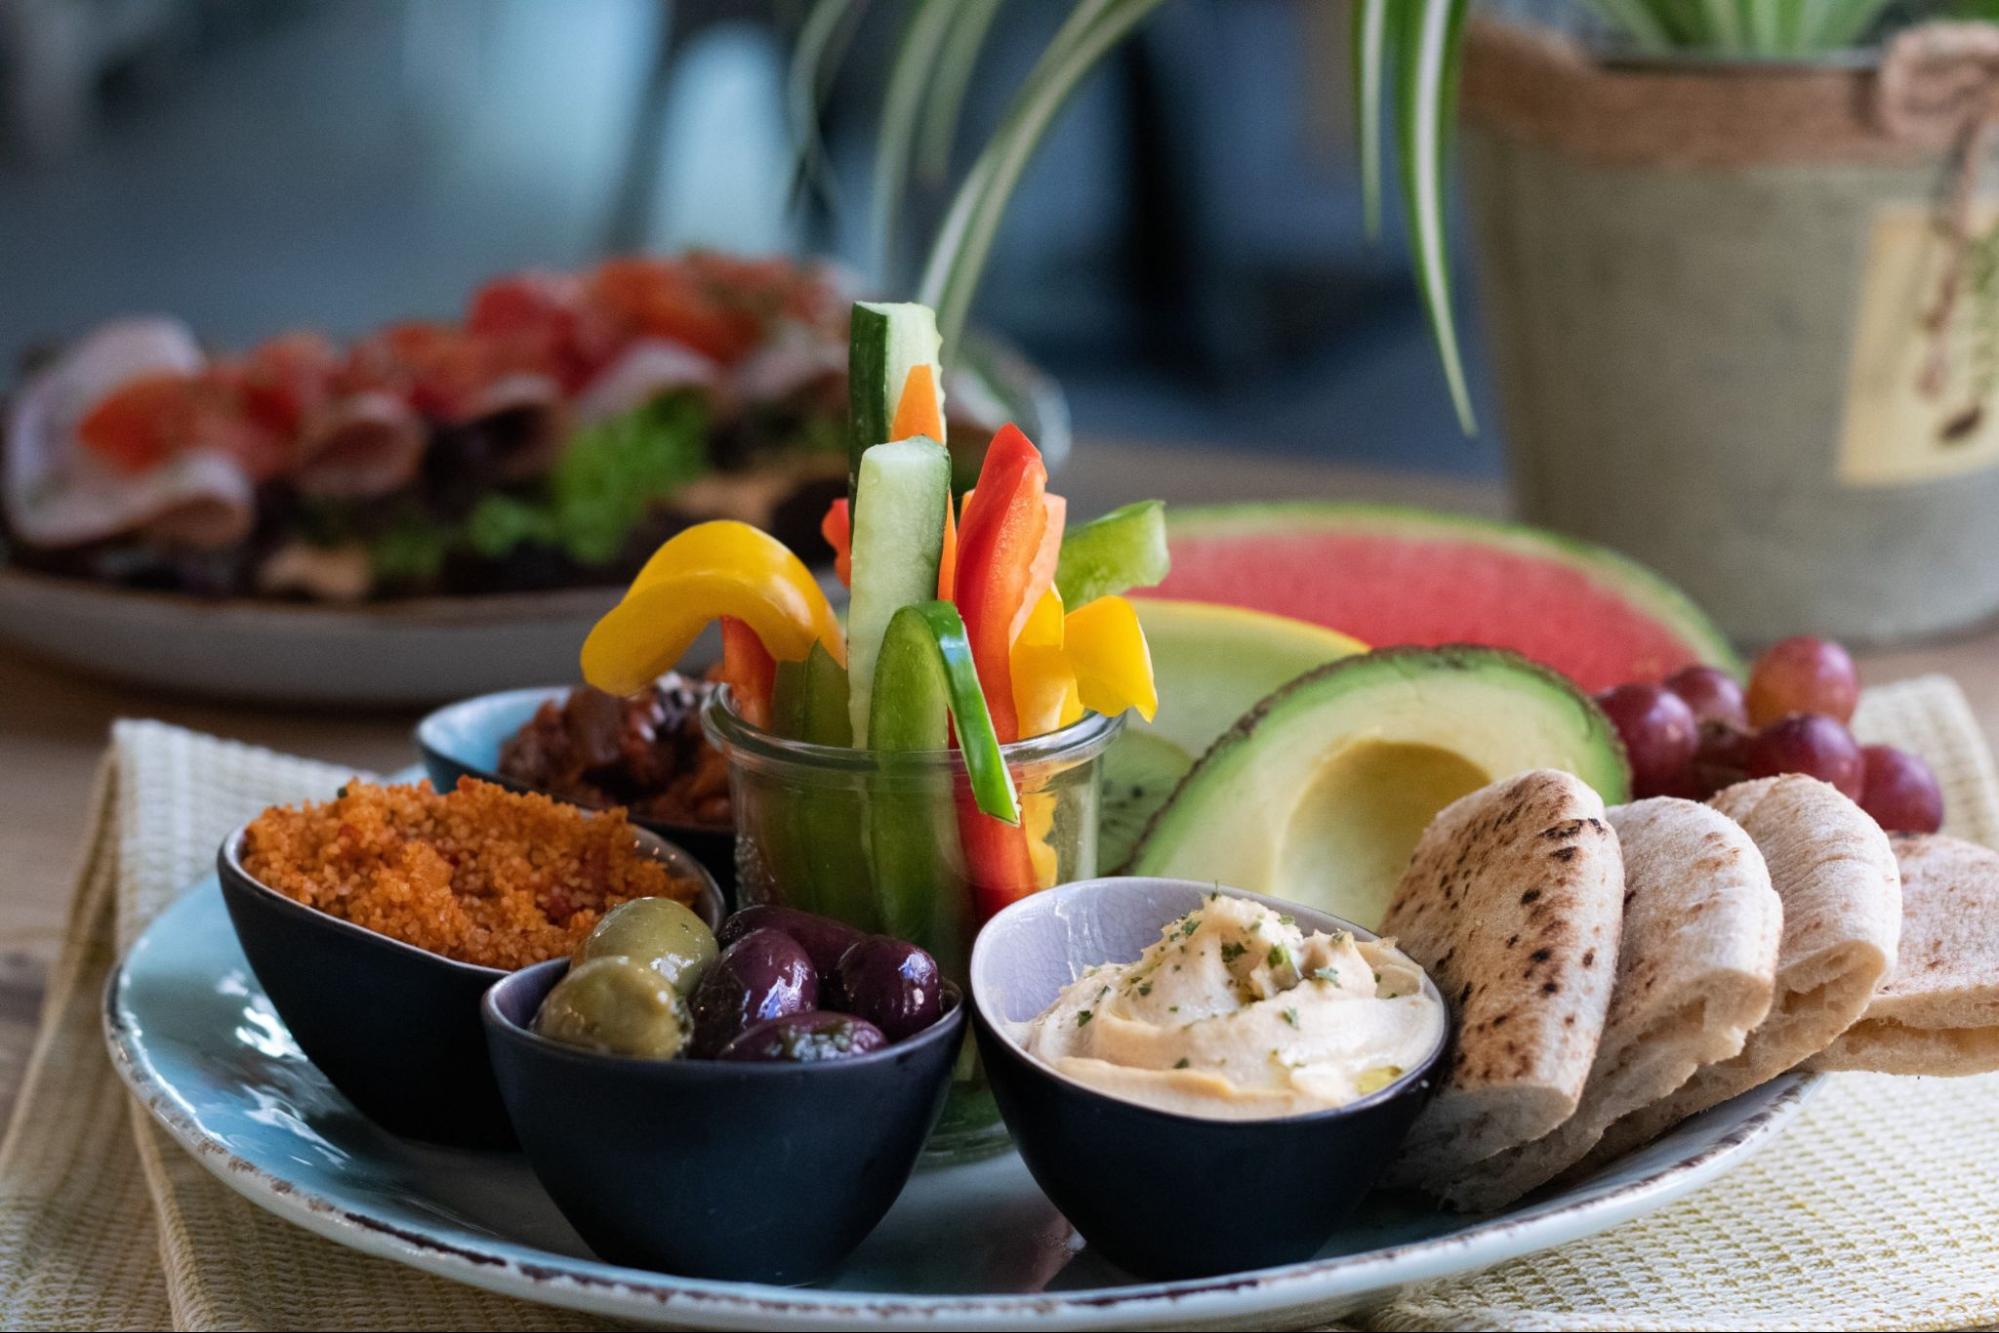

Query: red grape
1666;666;1748;728
1745;713;1864;800
1689;720;1752;800
1859;744;1943;834
1747;636;1859;726
1596;683;1699;799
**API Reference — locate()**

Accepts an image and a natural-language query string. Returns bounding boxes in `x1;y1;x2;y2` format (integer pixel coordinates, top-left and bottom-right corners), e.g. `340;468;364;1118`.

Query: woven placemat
0;680;1992;1330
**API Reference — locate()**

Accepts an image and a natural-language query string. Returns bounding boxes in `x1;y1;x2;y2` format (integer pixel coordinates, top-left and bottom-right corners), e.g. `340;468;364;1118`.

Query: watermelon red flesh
1147;504;1738;694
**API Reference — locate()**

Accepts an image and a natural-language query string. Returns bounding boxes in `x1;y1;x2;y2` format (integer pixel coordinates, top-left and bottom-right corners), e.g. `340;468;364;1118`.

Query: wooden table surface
3;440;1997;1130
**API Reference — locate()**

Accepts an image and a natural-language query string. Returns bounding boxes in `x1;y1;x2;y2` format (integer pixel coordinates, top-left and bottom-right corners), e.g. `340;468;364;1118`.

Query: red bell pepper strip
718;615;776;729
953;424;1047;741
820;498;852;587
951;424;1050;919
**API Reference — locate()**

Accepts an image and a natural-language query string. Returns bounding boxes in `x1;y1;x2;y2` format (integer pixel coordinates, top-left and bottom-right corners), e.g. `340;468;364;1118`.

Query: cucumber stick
1055;499;1170;607
848;301;944;494
846;437;950;741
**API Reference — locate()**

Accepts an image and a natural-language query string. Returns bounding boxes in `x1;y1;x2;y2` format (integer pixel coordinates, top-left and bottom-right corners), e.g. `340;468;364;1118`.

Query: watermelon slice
1148;503;1737;693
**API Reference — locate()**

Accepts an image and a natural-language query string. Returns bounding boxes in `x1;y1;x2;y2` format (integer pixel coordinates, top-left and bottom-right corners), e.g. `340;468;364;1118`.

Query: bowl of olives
481;902;965;1283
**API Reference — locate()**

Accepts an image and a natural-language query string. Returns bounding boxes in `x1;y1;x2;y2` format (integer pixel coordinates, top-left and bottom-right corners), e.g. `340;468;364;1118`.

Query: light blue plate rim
104;871;1818;1331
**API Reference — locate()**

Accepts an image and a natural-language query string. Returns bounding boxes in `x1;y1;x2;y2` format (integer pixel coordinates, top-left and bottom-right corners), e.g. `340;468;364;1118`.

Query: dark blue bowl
415;685;737;893
970;877;1447;1281
483;962;964;1284
217;823;722;1150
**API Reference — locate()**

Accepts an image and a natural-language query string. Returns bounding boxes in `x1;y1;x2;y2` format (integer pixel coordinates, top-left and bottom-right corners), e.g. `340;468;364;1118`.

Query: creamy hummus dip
1016;893;1443;1119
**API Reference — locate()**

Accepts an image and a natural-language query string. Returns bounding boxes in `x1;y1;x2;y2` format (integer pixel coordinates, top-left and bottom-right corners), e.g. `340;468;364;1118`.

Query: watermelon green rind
1158;502;1741;681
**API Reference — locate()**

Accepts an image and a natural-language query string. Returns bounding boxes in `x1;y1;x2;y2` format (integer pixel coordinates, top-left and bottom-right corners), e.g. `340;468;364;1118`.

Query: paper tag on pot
1839;202;1999;488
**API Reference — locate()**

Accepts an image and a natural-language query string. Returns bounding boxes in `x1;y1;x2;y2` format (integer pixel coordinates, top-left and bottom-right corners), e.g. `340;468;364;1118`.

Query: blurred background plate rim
104;869;1820;1332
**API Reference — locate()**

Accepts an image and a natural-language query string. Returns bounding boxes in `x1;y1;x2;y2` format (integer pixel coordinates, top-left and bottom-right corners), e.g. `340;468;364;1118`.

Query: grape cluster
1594;637;1942;834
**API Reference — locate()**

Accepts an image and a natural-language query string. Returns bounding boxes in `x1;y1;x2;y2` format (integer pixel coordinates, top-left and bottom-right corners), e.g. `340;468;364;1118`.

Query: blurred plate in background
0;332;1064;707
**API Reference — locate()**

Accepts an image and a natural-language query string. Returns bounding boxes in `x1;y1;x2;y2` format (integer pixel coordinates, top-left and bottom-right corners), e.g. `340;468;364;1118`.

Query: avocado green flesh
1129;647;1629;930
1131;599;1363;759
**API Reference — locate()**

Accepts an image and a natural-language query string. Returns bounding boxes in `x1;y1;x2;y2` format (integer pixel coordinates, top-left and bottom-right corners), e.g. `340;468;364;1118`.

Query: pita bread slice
1381;770;1624;1194
1578;775;1899;1173
1808;832;1999;1075
1438;798;1780;1211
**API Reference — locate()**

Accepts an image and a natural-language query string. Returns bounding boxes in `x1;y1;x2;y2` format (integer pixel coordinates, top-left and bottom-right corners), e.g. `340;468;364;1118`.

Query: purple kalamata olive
716;1011;887;1063
833;936;942;1042
717;905;864;978
688;928;817;1056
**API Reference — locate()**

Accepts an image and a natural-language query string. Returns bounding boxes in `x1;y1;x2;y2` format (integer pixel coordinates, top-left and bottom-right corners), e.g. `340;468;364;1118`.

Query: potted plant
800;0;1999;644
1460;3;1999;642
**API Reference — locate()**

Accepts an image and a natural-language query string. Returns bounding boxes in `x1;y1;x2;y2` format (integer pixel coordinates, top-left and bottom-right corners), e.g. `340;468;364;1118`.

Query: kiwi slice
1098;729;1194;872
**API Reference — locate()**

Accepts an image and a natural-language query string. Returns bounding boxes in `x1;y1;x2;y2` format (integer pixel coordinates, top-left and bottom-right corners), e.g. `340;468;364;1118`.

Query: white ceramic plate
107;875;1817;1330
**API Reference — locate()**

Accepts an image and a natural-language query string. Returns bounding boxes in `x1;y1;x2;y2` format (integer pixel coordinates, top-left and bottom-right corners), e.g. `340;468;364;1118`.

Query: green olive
577;897;718;994
534;957;691;1059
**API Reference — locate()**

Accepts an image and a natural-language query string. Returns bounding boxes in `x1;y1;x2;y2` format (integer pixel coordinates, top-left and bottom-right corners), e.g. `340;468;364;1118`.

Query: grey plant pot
1463;19;1999;645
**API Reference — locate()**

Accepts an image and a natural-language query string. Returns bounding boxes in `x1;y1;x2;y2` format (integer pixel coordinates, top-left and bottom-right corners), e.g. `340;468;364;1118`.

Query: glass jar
703;690;1121;1157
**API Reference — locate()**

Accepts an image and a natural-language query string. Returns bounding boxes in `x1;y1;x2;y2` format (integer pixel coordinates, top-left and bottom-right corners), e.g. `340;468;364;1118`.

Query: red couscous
241;777;696;969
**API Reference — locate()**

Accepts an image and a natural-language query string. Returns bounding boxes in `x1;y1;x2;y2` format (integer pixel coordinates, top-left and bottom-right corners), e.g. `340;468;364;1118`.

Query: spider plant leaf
1744;0;1782;53
1395;0;1474;433
917;0;1006;185
787;0;869;210
917;0;1118;306
920;0;1167;356
1351;0;1391;241
1696;0;1743;52
873;0;962;281
1816;0;1892;49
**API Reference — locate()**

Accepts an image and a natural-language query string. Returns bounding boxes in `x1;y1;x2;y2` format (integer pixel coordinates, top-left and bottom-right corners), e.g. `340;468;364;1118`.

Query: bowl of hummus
969;878;1448;1279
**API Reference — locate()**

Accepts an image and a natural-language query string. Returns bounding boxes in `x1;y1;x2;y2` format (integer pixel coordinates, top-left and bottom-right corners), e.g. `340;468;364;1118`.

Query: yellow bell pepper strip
1063;594;1158;722
1010;587;1083;738
820;498;852;587
580;520;844;697
718;616;777;730
952;424;1048;920
1021;791;1061;890
1055;499;1170;606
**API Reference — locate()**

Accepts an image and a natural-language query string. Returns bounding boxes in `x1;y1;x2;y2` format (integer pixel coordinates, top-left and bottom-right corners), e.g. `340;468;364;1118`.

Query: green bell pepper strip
1053;499;1170;607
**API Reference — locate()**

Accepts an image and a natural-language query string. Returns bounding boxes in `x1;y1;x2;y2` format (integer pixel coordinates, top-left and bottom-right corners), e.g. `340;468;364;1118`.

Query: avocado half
1126;645;1630;931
